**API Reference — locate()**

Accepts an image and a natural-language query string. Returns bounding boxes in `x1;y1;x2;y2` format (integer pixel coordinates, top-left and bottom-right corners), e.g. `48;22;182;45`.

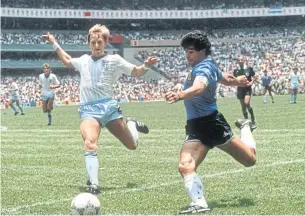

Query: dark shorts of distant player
184;111;234;148
263;85;272;91
237;86;252;99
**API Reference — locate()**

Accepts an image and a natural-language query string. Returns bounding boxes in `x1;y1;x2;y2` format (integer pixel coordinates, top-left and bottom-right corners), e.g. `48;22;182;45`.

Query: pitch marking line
1;158;304;214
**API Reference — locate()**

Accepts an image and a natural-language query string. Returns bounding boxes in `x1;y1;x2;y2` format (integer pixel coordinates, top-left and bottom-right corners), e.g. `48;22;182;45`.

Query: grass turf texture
1;95;305;215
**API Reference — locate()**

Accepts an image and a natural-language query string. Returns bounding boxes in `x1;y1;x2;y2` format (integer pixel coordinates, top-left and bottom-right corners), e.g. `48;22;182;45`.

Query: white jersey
39;73;60;95
10;82;19;97
71;54;135;104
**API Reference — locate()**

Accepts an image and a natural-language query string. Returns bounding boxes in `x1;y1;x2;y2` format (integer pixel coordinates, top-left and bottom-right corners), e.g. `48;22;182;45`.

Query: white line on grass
2;158;304;214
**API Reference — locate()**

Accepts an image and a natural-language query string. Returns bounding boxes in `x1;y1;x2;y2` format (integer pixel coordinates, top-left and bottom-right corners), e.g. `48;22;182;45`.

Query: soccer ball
71;193;101;215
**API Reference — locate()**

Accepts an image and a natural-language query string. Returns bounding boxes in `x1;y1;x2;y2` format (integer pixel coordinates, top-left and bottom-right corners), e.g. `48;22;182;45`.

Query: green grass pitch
1;95;305;215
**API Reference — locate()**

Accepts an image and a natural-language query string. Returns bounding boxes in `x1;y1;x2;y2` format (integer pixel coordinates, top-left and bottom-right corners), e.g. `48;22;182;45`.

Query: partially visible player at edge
39;64;61;126
288;67;300;104
165;31;257;214
233;56;257;130
260;69;274;104
7;78;25;116
42;24;158;194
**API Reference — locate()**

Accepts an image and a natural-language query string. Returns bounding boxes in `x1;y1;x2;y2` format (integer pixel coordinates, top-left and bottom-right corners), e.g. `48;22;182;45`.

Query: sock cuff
85;151;97;157
184;173;196;183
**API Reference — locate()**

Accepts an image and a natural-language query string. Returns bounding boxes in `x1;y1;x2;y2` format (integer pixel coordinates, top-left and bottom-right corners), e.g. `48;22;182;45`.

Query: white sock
127;121;139;145
241;125;256;149
184;173;208;208
263;95;267;102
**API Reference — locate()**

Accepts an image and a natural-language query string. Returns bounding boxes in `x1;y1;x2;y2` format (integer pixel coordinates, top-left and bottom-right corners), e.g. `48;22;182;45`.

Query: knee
244;155;256;167
85;139;98;152
178;156;195;176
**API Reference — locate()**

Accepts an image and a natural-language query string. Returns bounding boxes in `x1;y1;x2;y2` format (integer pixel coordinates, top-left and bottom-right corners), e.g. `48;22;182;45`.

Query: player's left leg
267;87;274;103
106;117;149;150
244;95;256;129
293;88;298;104
15;100;25;115
9;99;18;115
46;97;55;125
262;88;267;104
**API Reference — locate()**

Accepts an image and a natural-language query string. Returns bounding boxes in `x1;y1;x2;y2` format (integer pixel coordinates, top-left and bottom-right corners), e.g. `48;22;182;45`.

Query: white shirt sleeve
114;54;136;76
71;55;88;72
52;74;60;85
39;74;42;85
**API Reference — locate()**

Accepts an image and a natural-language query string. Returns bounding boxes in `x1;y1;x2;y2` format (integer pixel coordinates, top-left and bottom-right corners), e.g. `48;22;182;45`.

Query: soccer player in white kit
42;25;159;194
39;64;61;125
7;78;25;116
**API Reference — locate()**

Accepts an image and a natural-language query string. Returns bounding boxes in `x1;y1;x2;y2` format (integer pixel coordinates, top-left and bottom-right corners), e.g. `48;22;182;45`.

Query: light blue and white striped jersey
290;72;300;85
261;75;272;86
183;56;222;120
71;54;135;104
39;73;60;96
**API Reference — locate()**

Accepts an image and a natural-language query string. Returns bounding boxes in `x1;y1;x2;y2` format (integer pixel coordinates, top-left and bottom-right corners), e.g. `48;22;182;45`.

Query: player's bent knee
178;158;195;175
84;139;98;151
244;155;256;167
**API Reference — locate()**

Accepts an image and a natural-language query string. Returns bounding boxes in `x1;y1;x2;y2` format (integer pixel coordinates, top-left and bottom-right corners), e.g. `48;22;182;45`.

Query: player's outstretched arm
165;76;207;104
41;32;74;68
220;73;248;87
131;56;159;77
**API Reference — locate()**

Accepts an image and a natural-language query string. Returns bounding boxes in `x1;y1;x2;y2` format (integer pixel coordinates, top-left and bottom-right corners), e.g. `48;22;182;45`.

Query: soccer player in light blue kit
165;31;257;214
289;67;300;104
260;69;274;104
7;78;25;116
42;25;158;194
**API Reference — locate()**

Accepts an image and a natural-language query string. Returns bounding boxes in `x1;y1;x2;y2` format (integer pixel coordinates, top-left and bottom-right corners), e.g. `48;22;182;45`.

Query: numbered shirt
71;54;135;104
39;73;60;95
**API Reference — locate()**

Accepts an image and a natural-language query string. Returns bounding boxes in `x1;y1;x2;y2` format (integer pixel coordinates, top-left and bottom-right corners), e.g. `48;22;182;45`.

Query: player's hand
41;32;56;45
236;75;248;87
144;56;159;67
165;91;180;104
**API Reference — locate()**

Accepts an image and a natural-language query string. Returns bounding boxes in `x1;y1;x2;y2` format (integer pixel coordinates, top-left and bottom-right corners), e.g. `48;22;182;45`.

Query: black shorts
263;85;272;91
237;87;252;99
185;111;234;148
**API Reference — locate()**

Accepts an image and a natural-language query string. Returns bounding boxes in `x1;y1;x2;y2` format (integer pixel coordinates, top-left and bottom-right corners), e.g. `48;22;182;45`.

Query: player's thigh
180;141;210;173
262;88;267;95
15;100;21;106
80;119;101;150
217;136;256;167
244;95;251;105
9;99;15;105
47;97;54;110
106;118;136;150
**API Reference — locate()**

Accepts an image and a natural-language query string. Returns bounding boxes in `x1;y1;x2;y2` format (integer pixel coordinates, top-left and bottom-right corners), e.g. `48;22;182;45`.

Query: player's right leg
15;100;25;115
262;88;267;104
267;87;274;103
293;88;298;104
178;140;210;214
80;119;101;195
9;99;18;115
42;97;49;124
46;97;55;125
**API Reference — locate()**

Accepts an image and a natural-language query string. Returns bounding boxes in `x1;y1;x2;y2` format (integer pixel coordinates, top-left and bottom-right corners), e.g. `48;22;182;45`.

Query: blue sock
85;151;99;186
293;94;296;103
290;94;293;102
294;94;297;103
48;112;52;123
11;104;17;112
18;105;24;113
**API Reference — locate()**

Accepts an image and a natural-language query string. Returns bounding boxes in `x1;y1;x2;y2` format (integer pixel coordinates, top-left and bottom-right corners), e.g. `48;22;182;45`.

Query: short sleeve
194;66;213;84
114;54;135;76
71;57;82;72
52;74;60;85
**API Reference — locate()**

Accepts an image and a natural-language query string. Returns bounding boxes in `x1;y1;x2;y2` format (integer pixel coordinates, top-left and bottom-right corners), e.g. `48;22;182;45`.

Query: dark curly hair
180;30;211;55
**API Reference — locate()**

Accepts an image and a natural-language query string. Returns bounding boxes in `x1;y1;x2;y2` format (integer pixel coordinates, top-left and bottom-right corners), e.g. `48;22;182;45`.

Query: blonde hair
43;63;50;68
87;24;110;43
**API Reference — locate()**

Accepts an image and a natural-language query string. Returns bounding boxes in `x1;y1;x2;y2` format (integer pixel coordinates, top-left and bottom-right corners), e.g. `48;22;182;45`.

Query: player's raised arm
41;32;74;68
131;56;159;77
